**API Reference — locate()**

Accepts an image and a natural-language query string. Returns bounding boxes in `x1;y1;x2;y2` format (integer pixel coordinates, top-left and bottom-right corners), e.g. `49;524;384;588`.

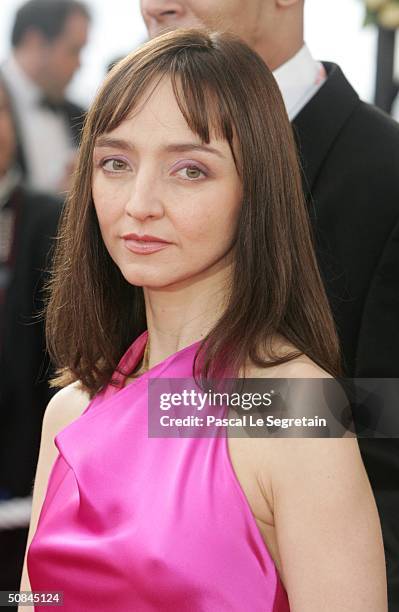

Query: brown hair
45;28;341;397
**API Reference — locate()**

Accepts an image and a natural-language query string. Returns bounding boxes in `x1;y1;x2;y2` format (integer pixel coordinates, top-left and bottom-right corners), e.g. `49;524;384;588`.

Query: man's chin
43;89;67;103
149;21;205;39
149;24;179;39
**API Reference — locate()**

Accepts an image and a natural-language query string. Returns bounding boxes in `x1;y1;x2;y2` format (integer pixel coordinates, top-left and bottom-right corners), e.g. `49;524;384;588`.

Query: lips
121;233;172;255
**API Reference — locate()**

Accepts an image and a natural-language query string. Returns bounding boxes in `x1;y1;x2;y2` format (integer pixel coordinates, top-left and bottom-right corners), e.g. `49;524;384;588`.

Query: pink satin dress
28;331;290;611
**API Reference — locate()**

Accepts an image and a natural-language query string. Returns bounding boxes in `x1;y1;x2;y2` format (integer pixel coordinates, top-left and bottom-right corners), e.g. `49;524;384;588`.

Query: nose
140;0;184;33
124;171;165;222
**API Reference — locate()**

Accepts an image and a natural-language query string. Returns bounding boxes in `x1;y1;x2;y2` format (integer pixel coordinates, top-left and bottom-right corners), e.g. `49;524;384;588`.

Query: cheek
92;177;127;229
174;186;241;249
50;46;72;77
195;1;240;25
92;203;119;255
93;200;113;235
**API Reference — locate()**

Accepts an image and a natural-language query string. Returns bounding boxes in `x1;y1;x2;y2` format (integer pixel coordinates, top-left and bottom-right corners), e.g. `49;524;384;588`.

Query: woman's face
92;77;242;289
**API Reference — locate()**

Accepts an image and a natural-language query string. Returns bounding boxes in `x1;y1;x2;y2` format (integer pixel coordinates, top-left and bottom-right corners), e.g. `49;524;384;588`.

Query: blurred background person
0;0;90;194
140;0;399;608
0;76;62;592
0;2;387;112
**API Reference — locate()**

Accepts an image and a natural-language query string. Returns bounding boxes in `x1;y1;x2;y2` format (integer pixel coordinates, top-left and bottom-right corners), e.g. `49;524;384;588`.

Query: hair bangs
88;42;239;173
169;51;233;140
89;63;162;138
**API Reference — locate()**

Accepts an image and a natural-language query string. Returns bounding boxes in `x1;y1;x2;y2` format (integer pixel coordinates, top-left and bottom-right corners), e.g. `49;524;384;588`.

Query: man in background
0;76;62;591
1;0;90;194
140;0;399;607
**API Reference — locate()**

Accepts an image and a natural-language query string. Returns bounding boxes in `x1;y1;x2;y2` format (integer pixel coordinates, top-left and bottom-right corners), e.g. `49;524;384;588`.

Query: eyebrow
94;136;226;159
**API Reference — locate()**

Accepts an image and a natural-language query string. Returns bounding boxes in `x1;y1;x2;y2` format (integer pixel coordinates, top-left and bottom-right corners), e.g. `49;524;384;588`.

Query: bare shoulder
38;381;92;488
19;382;91;597
267;355;329;379
32;382;91;532
247;335;332;379
243;337;357;499
43;381;92;436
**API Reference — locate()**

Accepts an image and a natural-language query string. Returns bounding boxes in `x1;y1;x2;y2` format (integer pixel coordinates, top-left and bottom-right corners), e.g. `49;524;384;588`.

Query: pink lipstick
121;233;172;255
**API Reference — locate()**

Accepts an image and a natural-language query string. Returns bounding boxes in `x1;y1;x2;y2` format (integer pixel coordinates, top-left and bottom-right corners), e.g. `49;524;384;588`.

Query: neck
143;260;232;368
251;8;304;71
255;36;304;72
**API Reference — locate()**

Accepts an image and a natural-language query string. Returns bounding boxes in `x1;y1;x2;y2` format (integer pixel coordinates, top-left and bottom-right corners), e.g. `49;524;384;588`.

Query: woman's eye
101;158;129;173
177;165;205;180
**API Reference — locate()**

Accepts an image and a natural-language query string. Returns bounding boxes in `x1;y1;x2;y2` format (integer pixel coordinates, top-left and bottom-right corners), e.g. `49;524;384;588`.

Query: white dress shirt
1;54;75;194
273;44;327;121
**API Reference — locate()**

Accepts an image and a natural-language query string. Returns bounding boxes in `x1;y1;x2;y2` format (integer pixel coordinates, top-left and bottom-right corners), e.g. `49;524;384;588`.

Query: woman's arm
260;435;387;611
18;383;90;612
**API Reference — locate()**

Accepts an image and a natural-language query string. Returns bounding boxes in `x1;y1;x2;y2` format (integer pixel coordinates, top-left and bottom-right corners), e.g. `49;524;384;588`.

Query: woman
20;29;386;611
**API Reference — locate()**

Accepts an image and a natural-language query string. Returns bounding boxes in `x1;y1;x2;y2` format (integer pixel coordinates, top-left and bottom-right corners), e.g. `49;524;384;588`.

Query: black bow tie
39;96;67;114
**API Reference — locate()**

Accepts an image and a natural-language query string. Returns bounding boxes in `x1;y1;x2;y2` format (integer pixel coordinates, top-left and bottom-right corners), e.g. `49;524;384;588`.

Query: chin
120;265;203;291
121;270;179;289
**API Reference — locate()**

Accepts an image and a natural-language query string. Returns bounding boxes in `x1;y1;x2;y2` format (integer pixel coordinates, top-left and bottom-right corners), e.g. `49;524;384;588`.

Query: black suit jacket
0;186;62;498
293;63;399;608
